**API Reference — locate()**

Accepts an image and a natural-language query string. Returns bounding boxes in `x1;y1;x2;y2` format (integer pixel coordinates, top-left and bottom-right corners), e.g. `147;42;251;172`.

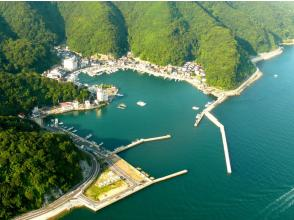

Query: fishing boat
117;103;127;109
192;106;199;110
137;101;146;107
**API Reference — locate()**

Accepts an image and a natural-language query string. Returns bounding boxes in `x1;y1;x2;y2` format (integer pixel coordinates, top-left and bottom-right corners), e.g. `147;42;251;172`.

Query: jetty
204;112;232;174
113;134;171;154
153;170;188;183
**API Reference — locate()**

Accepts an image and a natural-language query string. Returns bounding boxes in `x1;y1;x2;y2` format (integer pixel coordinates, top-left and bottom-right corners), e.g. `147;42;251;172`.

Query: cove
58;46;294;220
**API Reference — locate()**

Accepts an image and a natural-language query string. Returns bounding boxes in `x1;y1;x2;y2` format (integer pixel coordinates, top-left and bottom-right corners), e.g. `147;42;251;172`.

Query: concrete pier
204;112;232;174
153;170;188;183
113;134;171;154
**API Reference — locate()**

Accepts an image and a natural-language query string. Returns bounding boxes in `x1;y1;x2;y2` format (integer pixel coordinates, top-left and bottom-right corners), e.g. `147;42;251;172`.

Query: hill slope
0;2;294;88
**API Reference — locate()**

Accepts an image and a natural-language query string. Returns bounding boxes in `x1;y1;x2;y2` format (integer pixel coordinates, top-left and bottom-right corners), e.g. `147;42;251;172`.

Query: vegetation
0;2;294;88
57;2;128;58
0;116;84;219
0;72;90;116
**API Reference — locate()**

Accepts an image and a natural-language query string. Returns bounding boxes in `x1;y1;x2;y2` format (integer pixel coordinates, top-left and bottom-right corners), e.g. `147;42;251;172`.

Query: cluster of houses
52;84;117;114
43;46;91;80
44;46;207;86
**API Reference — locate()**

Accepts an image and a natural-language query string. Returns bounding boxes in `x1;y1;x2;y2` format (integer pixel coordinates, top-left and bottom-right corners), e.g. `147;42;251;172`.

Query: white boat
58;122;64;125
85;134;92;139
137;101;146;107
274;74;278;78
116;93;124;97
117;103;127;109
205;101;213;108
72;130;77;133
67;127;74;131
192;106;199;110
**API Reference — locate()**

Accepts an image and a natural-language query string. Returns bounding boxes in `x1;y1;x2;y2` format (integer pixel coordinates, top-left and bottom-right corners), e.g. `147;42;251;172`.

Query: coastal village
43;45;208;92
37;45;209;118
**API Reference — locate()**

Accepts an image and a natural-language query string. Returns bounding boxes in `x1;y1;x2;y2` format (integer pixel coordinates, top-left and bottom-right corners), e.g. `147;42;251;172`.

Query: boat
58;122;64;125
192;106;199;110
85;134;92;139
274;74;278;78
117;103;127;109
72;130;77;133
116;93;124;97
137;101;146;107
205;101;213;108
67;127;74;131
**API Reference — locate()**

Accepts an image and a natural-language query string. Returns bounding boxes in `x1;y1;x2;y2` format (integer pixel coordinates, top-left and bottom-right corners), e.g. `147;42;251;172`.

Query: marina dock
113;134;171;154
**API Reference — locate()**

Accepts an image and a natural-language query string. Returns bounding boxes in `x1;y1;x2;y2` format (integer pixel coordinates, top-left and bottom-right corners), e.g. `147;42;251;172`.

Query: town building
73;101;79;109
85;100;91;109
96;87;109;102
63;56;78;71
47;68;66;80
60;102;74;111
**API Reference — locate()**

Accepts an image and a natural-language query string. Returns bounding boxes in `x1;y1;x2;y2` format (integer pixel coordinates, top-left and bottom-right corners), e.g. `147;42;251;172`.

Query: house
47;68;64;80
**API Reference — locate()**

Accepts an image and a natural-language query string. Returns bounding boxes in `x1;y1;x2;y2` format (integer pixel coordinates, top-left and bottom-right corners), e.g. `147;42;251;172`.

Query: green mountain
0;2;294;88
0;116;85;219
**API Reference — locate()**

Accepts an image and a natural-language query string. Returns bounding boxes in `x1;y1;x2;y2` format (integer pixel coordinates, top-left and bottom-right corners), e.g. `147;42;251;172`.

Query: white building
73;100;79;109
96;87;108;102
63;56;78;71
85;100;91;109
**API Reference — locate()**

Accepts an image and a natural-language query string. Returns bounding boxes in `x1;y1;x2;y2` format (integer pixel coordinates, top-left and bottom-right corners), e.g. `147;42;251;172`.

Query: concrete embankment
251;47;283;63
113;134;171;154
204;112;232;174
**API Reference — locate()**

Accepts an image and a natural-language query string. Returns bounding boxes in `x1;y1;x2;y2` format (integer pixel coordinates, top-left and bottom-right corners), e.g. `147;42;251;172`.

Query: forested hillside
0;1;294;87
0;72;90;116
0;116;84;219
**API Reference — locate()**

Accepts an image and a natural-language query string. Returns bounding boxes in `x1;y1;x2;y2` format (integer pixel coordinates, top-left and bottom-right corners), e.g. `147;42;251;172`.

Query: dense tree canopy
0;116;84;219
58;2;128;57
0;72;90;116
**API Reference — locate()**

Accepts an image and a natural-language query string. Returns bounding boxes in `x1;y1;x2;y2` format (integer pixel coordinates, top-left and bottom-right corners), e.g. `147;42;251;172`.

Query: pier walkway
113;134;171;154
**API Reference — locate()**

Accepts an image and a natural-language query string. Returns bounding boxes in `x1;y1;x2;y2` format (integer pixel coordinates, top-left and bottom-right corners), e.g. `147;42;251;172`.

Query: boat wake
258;187;294;219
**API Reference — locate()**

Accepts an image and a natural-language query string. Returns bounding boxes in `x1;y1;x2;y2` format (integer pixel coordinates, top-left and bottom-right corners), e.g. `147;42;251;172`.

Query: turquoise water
58;46;294;220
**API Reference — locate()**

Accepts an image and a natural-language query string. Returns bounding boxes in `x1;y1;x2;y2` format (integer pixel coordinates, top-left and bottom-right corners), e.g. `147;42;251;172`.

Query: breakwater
113;134;171;154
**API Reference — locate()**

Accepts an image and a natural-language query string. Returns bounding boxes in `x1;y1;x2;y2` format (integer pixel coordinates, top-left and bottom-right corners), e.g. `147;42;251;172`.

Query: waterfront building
96;87;109;102
60;102;74;111
85;100;91;109
63;56;78;71
73;101;79;109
